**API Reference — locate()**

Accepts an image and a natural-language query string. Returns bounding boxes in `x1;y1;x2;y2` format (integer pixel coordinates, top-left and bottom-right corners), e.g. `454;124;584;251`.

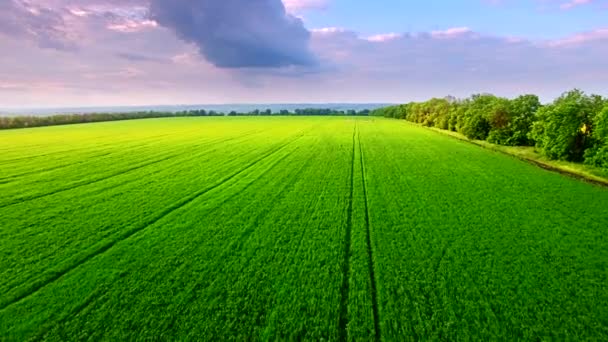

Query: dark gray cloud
148;0;317;68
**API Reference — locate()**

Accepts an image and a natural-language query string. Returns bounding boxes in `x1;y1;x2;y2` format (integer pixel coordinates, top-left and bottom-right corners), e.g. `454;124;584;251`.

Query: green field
1;117;607;341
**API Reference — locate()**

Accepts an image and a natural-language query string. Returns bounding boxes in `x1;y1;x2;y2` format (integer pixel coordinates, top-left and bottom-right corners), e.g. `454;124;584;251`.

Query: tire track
0;129;266;209
0;128;310;311
358;128;382;341
0;127;261;181
0;123;219;164
161;137;320;335
0;152;113;182
0;130;184;165
31;284;109;341
339;124;357;342
0;154;179;209
162;143;318;336
2;129;267;237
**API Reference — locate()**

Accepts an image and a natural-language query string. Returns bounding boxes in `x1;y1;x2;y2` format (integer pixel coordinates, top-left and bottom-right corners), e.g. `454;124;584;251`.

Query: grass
425;125;608;186
1;116;607;340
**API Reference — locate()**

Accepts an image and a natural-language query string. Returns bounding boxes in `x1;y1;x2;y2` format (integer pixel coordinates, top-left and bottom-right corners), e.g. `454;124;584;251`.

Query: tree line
371;89;608;170
0;108;371;130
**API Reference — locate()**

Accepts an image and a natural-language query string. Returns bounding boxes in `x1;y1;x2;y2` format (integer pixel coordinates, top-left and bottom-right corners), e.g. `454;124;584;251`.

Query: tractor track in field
338;124;357;342
6;152;199;238
32;284;110;341
0;129;266;209
0;128;211;182
358;128;381;342
162;145;317;335
0;130;185;165
0;128;311;312
0;152;115;183
0;127;261;182
0;123;226;164
0;154;180;209
0;127;262;182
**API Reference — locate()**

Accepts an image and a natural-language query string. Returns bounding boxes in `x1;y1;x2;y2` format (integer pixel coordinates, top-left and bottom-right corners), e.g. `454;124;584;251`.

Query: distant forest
371;89;608;170
0;108;371;130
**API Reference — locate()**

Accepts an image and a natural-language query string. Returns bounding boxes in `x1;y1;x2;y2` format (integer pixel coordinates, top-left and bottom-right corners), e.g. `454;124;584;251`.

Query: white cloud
431;27;474;39
283;0;328;12
366;33;402;42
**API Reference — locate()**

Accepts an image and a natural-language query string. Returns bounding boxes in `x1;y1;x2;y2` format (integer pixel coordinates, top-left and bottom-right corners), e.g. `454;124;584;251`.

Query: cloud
116;52;165;63
0;0;76;50
0;0;162;50
560;0;593;10
430;27;474;39
366;33;402;42
283;0;329;12
148;0;317;69
0;1;607;107
548;27;608;46
307;27;608;101
107;19;157;33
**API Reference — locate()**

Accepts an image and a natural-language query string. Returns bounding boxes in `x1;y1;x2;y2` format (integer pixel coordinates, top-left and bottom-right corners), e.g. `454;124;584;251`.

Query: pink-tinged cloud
283;0;328;12
0;0;76;50
549;27;608;46
311;27;350;35
560;0;593;10
107;19;157;33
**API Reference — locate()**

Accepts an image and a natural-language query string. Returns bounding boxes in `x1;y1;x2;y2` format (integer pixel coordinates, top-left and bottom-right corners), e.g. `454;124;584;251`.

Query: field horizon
1;116;607;340
0;103;391;117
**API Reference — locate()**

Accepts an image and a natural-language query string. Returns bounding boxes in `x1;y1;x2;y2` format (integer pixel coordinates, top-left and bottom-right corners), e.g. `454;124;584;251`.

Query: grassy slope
424;124;608;186
1;117;607;340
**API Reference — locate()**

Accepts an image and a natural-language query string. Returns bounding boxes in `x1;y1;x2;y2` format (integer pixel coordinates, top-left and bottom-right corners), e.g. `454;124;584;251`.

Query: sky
0;0;606;108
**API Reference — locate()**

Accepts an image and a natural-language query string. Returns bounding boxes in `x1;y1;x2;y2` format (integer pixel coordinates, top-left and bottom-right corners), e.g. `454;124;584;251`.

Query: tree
509;95;541;146
486;97;513;145
425;98;451;129
530;89;597;161
460;94;495;140
584;104;608;168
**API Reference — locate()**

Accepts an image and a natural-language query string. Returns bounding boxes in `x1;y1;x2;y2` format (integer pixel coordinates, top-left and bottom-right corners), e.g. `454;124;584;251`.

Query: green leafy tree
530;89;597;161
509;95;541;146
486;97;513;145
584;104;608;168
460;94;495;140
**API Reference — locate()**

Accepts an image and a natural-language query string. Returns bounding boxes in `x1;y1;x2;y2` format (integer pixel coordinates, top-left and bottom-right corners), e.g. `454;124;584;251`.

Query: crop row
358;119;608;340
1;117;608;340
0;118;320;309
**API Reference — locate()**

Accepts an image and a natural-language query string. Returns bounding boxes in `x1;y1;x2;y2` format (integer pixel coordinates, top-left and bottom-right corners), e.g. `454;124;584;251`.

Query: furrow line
0;154;180;209
0;152;115;183
0;130;183;165
162;144;316;335
0;127;263;183
0;126;215;165
32;285;108;341
0;129;308;311
0;129;266;208
358;128;382;341
339;123;357;342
